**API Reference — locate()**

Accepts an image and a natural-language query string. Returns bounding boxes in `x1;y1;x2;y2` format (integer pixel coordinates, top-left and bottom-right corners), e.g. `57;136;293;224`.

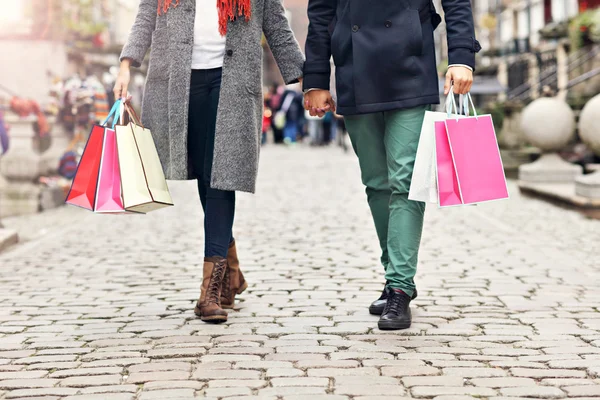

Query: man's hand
444;66;473;95
304;89;336;117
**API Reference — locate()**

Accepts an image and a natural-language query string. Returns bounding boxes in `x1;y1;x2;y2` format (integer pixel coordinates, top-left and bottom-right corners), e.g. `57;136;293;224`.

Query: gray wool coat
120;0;304;193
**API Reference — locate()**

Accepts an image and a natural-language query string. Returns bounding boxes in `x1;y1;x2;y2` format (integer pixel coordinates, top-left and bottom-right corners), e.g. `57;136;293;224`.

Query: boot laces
207;261;226;304
382;289;410;316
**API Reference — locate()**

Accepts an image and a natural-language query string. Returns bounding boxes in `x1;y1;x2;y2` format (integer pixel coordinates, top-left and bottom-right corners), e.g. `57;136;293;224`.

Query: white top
191;0;226;70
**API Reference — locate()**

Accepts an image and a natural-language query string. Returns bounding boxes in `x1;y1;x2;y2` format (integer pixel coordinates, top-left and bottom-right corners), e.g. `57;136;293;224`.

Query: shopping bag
409;93;459;203
435;121;463;207
94;128;125;213
116;103;173;213
65;124;105;210
66;100;122;211
126;104;173;207
445;94;509;205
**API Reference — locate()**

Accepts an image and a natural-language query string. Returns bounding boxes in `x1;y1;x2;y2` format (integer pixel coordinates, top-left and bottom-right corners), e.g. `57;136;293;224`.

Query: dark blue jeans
188;68;235;258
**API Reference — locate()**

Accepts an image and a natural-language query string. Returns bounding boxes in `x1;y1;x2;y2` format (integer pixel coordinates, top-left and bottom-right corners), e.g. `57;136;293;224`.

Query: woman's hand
113;59;132;100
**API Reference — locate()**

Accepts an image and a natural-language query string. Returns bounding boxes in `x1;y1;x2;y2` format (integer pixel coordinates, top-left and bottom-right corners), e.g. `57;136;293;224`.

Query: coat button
385;20;392;28
352;25;359;32
226;50;233;56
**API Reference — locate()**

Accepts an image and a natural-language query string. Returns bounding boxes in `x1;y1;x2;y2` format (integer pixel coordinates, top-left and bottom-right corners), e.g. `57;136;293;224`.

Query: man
303;0;480;330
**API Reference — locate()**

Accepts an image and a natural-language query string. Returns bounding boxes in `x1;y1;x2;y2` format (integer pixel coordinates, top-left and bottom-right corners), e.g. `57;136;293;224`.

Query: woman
114;0;304;323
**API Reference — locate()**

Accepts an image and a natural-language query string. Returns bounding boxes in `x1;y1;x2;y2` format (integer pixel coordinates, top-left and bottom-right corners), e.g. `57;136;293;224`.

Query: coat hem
337;94;441;116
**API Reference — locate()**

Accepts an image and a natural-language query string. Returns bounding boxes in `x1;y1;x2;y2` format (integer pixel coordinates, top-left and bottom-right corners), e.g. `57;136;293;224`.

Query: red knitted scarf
158;0;251;36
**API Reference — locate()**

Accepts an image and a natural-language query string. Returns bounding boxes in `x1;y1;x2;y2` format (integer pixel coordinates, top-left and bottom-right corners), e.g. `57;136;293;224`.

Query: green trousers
345;106;427;297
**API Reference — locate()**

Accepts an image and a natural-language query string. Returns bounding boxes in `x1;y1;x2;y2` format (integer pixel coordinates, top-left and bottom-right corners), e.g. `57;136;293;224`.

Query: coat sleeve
262;0;305;85
120;0;157;68
441;0;482;70
302;0;336;91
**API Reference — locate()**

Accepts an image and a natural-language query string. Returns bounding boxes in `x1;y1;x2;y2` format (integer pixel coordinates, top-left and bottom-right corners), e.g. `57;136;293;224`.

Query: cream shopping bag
116;102;174;213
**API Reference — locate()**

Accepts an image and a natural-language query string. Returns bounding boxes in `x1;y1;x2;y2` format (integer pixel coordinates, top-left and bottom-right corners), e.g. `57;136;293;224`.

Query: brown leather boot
194;257;228;323
221;240;249;309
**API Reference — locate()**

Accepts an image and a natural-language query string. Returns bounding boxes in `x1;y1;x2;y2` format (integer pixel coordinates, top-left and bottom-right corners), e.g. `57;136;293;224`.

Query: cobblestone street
1;145;599;400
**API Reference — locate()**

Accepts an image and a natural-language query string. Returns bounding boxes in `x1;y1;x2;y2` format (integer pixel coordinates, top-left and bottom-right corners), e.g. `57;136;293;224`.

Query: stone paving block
271;377;329;387
443;368;508;378
236;361;294;370
205;387;254;397
296;360;360;369
0;379;59;389
410;386;498;398
50;367;122;378
0;371;48;380
142;380;205;390
63;394;135;400
127;370;190;383
284;396;350;400
138;389;195;399
335;384;406;396
401;376;465;387
563;386;600;397
541;379;597;387
27;362;82;371
470;377;537;387
258;386;328;396
510;368;587;378
499;386;566;398
4;388;79;398
78;385;138;394
59;374;122;387
382;366;440;377
83;358;151;367
14;355;77;365
207;380;268;388
193;369;261;380
308;367;379;377
128;361;191;373
266;368;304;377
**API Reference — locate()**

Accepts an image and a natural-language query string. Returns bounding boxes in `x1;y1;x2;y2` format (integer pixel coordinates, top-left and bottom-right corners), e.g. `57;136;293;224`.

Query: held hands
444;66;473;95
304;90;336;117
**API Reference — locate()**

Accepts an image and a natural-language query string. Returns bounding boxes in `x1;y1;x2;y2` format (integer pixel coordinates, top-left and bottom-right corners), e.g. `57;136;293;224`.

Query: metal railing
507;44;600;102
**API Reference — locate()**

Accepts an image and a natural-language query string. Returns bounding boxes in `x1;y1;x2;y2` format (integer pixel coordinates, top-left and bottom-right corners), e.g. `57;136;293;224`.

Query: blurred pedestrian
114;0;304;323
268;85;285;143
303;0;481;330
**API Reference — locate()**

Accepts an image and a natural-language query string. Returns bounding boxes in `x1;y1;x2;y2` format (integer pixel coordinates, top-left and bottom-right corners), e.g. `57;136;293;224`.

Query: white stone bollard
575;94;600;199
518;97;583;183
0;114;44;217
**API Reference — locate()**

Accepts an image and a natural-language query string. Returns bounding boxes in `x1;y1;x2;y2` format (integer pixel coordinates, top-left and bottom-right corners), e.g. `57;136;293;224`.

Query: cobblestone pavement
1;145;600;400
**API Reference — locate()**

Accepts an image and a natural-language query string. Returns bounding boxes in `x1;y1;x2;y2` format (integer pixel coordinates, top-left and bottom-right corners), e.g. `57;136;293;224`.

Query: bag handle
124;102;143;127
101;99;122;128
459;93;478;119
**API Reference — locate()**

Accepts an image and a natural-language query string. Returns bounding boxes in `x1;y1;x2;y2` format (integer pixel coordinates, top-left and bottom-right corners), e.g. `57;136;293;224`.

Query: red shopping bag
94;128;125;213
65;125;105;210
435;121;462;207
445;115;509;204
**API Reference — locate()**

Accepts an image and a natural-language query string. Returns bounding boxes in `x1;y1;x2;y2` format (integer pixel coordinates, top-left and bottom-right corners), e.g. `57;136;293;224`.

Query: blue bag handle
101;99;122;129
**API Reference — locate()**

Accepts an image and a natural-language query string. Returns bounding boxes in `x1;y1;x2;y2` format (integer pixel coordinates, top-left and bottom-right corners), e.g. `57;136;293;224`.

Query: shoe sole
378;320;411;331
194;308;228;323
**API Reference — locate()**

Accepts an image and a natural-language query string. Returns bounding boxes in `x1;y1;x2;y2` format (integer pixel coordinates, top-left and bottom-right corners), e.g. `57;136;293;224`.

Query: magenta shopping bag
435;121;462;207
445;115;509;204
94;128;125;213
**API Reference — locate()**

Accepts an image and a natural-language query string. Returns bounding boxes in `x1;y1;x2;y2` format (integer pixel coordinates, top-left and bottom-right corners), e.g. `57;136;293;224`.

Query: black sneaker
369;284;417;316
378;288;412;330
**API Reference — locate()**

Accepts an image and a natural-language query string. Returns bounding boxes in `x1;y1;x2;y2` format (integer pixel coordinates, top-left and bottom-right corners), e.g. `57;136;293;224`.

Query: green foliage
569;9;600;51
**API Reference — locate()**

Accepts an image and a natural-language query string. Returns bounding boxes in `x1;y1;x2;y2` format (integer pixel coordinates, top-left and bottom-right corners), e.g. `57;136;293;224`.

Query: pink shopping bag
94;128;125;213
435;121;462;207
445;115;509;204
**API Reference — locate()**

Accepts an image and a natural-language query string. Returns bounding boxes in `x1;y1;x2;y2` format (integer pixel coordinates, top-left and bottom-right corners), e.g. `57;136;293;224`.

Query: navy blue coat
303;0;481;115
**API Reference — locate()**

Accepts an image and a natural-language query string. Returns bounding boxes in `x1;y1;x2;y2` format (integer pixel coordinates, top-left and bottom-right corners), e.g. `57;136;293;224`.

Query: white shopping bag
409;90;460;204
409;110;446;203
